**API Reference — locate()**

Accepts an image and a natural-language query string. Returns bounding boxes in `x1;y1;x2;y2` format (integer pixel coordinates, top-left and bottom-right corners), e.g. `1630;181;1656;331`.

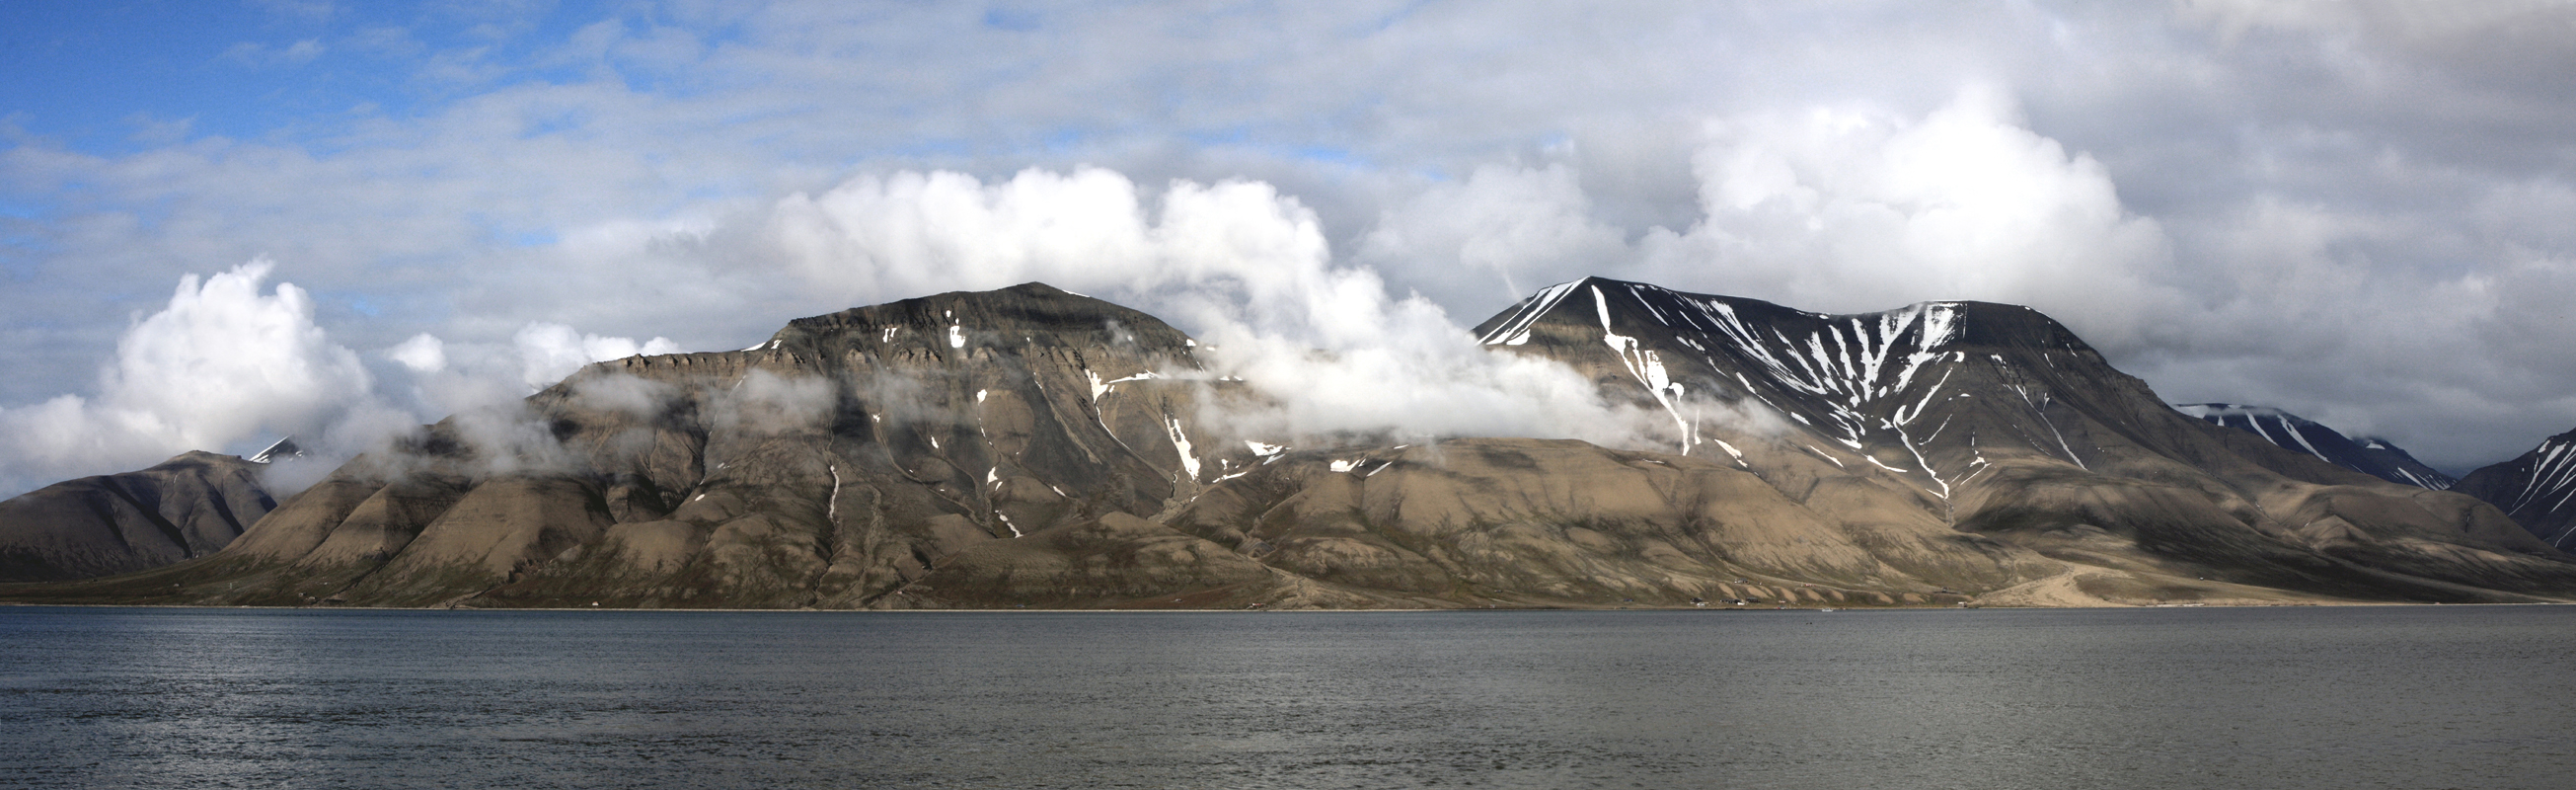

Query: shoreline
3;599;2560;613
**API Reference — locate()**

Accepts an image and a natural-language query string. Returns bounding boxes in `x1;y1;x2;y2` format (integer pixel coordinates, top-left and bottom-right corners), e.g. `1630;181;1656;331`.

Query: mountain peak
751;281;1197;356
2173;402;2454;490
1474;276;2087;357
2458;426;2576;550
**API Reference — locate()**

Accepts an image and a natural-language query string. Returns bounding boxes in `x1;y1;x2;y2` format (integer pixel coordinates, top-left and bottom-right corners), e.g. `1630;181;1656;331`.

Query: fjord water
5;606;2571;789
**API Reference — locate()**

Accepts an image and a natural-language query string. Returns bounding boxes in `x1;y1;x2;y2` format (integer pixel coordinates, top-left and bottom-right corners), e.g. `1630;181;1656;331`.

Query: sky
5;0;2576;497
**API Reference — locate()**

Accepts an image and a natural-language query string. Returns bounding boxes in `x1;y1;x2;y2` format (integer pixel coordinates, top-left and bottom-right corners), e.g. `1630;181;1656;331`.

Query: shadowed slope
0;451;276;582
2457;428;2576;551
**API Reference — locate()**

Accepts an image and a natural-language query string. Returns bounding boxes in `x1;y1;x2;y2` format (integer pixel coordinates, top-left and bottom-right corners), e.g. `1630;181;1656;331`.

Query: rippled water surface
4;605;2573;789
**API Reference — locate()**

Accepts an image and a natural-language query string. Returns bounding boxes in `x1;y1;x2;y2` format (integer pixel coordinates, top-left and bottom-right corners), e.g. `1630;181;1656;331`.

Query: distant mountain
0;451;277;582
2455;429;2576;551
2171;404;2456;490
8;278;2572;608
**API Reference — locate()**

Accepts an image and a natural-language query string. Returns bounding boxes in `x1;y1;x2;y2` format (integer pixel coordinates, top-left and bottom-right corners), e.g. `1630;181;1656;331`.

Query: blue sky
3;1;609;153
6;0;2576;496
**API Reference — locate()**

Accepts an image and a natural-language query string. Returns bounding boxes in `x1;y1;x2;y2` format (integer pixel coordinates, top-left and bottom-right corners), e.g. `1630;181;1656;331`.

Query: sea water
3;605;2571;789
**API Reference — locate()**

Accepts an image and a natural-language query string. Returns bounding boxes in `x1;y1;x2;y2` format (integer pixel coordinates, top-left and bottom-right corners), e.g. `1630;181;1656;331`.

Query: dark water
3;606;2573;789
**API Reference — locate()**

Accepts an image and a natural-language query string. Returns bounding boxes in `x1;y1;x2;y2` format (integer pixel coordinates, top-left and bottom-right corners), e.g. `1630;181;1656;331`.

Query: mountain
2171;404;2456;489
4;283;1255;608
1463;277;2571;603
7;277;2572;608
0;451;278;582
2455;429;2576;551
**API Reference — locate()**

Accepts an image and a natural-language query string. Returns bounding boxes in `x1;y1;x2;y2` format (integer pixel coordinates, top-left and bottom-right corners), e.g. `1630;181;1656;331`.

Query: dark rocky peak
755;281;1198;361
1475;276;2096;360
247;436;303;464
0;450;277;582
2348;436;2456;489
1471;276;2139;473
2457;427;2576;549
2173;404;2456;490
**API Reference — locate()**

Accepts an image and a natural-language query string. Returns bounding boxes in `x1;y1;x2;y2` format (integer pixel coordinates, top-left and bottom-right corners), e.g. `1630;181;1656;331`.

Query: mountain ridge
2172;403;2458;490
6;277;2573;608
2457;428;2576;551
0;451;277;582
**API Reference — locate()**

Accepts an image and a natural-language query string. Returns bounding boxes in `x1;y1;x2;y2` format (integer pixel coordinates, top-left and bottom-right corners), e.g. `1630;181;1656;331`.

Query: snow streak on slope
2357;438;2450;489
2511;439;2576;512
2455;430;2576;550
2174;403;2456;490
1476;280;1584;347
1591;285;1698;454
1547;280;1979;495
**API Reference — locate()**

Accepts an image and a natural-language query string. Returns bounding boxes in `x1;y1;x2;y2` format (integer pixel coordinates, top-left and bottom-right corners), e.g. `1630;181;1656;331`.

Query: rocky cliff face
10;278;2574;608
2456;429;2576;551
0;451;276;582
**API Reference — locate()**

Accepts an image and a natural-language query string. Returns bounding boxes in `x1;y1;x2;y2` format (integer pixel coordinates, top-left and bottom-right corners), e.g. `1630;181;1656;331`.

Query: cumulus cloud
0;261;377;494
13;1;2576;475
0;261;697;498
769;166;1678;449
1354;163;1628;306
513;324;681;391
1630;88;2182;352
386;333;447;374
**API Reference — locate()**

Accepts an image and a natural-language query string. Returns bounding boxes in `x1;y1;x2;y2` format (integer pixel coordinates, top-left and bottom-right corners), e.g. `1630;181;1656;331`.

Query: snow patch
827;465;843;522
1164;416;1201;480
1476;279;1584;346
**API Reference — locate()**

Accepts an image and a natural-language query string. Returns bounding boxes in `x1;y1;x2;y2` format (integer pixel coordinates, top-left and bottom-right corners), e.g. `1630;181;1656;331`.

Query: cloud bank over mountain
8;1;2576;494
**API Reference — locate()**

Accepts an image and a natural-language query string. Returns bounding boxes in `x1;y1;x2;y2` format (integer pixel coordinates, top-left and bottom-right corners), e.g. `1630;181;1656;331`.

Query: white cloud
1630;88;2181;353
0;260;374;494
0;260;702;498
1355;163;1628;306
765;165;1668;448
512;323;681;391
12;0;2576;477
386;333;447;373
